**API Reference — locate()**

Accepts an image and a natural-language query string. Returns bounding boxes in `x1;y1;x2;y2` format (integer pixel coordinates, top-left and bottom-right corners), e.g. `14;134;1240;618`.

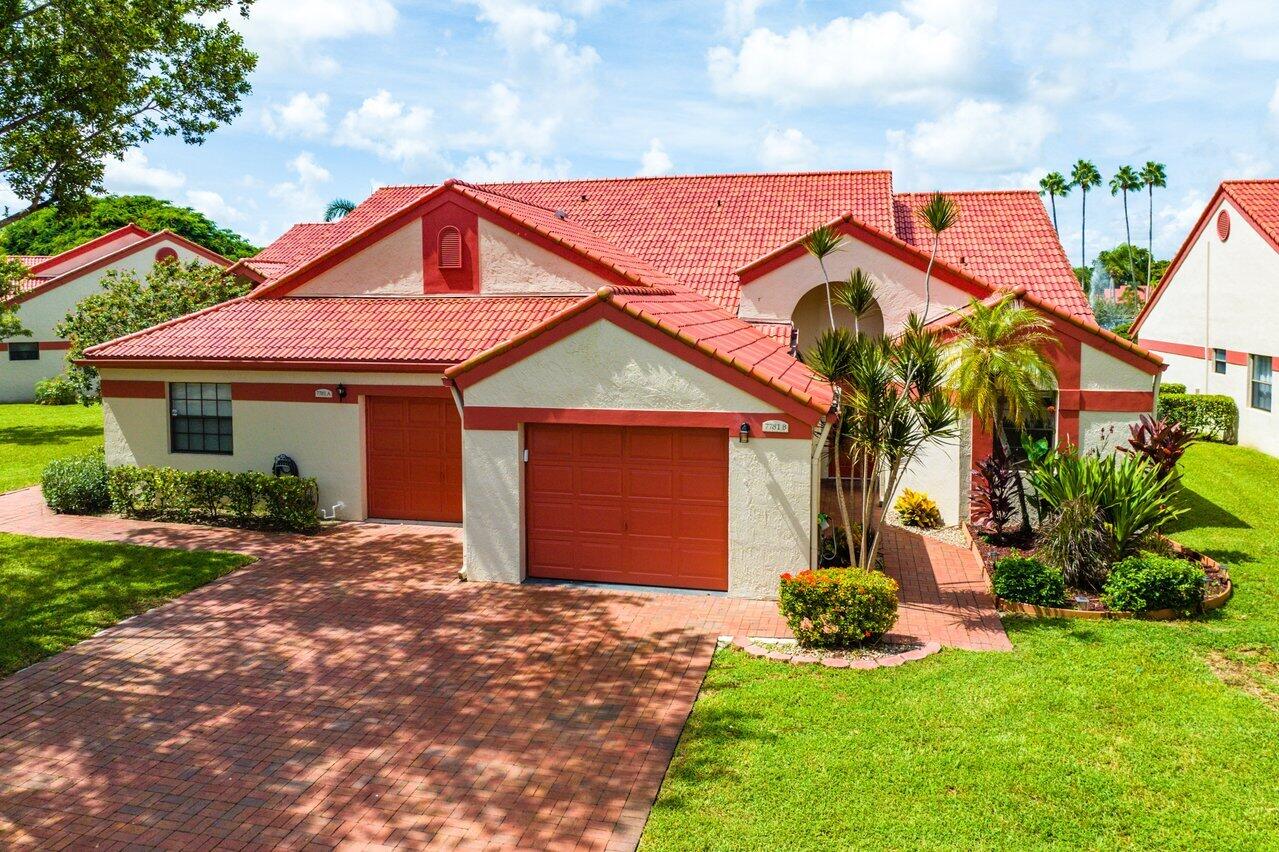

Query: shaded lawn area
0;532;251;678
641;442;1279;850
0;403;103;493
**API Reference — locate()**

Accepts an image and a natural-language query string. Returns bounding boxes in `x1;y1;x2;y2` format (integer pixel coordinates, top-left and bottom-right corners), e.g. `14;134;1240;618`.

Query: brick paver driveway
0;487;1006;850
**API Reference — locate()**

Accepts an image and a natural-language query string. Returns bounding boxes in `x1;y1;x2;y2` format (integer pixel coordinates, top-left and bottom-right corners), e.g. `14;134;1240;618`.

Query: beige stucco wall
461;317;818;598
465;318;781;413
478;219;602;295
460;427;523;584
1139;196;1279;455
1080;342;1157;392
738;236;974;339
292;219;423;296
895;418;971;527
99;367;448;520
1;238;221;402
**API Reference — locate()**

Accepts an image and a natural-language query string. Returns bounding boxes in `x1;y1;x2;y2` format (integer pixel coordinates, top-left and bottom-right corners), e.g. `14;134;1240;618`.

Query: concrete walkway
0;487;1006;850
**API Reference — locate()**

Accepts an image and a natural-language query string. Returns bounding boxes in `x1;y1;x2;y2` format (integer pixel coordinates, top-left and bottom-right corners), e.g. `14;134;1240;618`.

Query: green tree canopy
1;0;257;227
1097;243;1170;290
56;259;251;400
1;195;258;259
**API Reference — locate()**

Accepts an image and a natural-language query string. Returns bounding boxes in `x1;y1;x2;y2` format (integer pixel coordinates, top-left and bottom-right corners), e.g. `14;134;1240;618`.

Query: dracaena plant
1123;414;1193;483
971;453;1017;537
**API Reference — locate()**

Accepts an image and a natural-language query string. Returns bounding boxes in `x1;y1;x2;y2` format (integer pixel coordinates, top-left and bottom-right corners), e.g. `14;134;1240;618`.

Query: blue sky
49;0;1279;258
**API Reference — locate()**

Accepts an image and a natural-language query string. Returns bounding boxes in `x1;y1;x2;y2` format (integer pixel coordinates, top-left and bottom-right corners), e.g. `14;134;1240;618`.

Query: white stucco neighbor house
83;172;1162;598
1;224;231;401
1132;180;1279;456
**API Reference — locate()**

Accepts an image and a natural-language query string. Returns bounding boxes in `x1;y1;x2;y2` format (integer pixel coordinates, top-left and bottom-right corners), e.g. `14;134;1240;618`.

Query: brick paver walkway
0;486;1006;850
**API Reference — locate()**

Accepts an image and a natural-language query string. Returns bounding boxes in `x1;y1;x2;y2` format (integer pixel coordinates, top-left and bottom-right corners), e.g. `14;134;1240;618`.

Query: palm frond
832;268;877;318
916;192;959;236
802;224;843;260
324;198;356;221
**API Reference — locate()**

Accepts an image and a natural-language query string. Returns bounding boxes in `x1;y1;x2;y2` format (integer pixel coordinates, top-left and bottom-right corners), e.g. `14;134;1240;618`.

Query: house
82;172;1161;598
1;224;232;401
1131;180;1279;455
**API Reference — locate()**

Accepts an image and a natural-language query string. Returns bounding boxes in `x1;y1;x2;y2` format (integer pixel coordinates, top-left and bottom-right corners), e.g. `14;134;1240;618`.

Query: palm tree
802;225;844;329
1070;160;1102;268
916;192;959;324
833;268;877;335
1039;172;1070;234
1110;165;1142;288
1141;161;1167;290
946;294;1058;534
324;198;356;222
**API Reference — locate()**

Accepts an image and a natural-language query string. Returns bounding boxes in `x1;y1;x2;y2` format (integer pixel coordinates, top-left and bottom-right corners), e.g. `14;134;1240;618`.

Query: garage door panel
526;423;728;591
366;396;462;522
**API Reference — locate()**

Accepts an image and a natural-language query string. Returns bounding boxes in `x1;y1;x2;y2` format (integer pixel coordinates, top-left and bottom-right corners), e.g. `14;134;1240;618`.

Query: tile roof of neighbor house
83;296;584;365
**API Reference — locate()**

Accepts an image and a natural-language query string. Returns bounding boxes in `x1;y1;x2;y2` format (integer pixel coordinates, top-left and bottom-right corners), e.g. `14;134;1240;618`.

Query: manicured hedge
1158;382;1186;396
1157;393;1238;444
779;567;899;648
107;466;320;533
41;453;110;514
992;556;1066;607
1102;553;1205;614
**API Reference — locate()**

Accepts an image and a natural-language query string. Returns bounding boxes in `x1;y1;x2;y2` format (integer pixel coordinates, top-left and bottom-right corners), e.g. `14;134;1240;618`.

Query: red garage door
366;396;462;522
526;424;728;591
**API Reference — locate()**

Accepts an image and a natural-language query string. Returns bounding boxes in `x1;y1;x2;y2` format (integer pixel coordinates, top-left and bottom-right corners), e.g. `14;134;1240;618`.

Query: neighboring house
83;172;1161;598
1132;180;1279;455
1;224;232;401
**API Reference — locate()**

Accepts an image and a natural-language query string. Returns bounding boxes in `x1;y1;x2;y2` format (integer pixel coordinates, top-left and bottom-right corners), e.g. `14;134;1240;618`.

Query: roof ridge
894;188;1040;197
374;169;893;191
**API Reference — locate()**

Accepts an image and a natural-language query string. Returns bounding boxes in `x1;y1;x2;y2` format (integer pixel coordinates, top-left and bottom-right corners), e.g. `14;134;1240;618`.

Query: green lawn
641;442;1279;850
0;403;103;493
0;533;251;678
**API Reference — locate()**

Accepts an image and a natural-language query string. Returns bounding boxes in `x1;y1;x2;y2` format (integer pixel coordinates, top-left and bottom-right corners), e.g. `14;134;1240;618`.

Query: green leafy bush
1157;393;1238;443
41;453;109;514
1025;448;1185;561
1101;553;1206;613
778;568;899;648
107;466;319;533
992;556;1066;607
894;488;943;529
1159;382;1186;395
33;375;78;405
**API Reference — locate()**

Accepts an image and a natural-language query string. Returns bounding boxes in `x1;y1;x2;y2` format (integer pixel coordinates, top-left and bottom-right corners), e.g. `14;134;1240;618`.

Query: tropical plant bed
963;522;1231;619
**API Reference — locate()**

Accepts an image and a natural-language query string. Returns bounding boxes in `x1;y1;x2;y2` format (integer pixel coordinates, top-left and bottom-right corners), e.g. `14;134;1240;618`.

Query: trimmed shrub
33;375;78;405
1102;553;1206;613
778;568;899;648
894;488;943;529
1159;382;1186;396
1157;393;1238;443
992;556;1066;607
107;466;320;533
41;453;110;514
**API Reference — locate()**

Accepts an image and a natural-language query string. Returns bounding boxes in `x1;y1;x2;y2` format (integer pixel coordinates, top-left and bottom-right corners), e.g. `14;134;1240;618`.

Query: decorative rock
820;657;850;668
731;636;943;670
732;636;752;650
744;644;769;657
848;658;879;670
765;651;793;662
791;654;822;665
876;654;906;667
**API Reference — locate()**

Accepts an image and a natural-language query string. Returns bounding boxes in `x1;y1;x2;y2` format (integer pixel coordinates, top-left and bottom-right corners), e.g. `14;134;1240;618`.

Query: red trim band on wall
1078;390;1156;412
231;382;451;403
1140;339;1252;366
1;341;71;351
464;406;811;437
100;380;165;399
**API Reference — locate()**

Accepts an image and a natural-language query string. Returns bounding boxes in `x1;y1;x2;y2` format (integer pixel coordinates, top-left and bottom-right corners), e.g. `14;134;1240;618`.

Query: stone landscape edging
726;635;942;669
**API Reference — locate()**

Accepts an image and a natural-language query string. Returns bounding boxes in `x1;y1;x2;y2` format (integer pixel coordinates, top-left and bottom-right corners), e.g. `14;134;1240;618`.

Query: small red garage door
366;396;462;522
525;424;729;591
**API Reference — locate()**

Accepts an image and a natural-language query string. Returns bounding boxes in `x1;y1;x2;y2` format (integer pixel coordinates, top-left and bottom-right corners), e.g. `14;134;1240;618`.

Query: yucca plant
834;268;877;334
916;192;959;323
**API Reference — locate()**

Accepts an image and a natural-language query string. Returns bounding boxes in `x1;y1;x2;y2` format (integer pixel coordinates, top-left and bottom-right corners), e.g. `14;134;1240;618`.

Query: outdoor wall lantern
739;422;751;443
336;383;347;400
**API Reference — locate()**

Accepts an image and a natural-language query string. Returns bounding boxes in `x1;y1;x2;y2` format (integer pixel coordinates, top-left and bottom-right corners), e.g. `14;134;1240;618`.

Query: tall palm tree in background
1141;161;1168;289
324;198;356;222
1110;165;1143;287
1038;172;1070;234
916;192;959;323
947;295;1058;534
803;225;844;329
1070;160;1102;269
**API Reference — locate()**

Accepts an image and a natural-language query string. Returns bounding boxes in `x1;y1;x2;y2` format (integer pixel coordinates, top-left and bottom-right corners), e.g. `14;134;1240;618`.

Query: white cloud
723;0;769;37
103;149;186;194
335;90;438;166
758;127;816;171
1229;149;1272;179
708;0;996;106
1268;79;1279;132
638;138;673;177
227;0;399;71
459;150;571;182
1158;189;1207;245
184;189;242;223
886;99;1056;174
475;83;559;154
466;0;600;80
262;92;330;140
268;152;332;223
